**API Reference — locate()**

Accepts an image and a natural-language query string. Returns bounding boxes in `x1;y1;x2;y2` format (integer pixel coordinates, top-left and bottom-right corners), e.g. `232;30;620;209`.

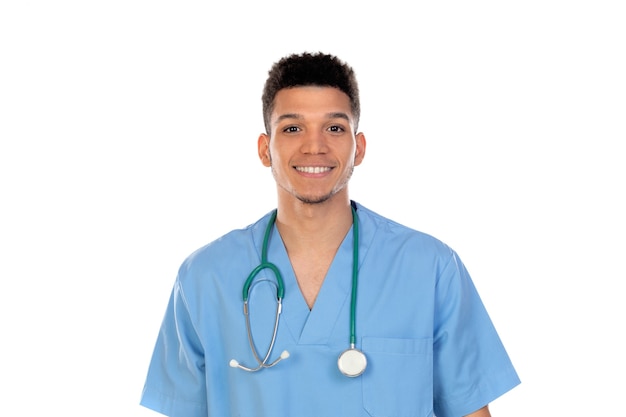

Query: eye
283;126;301;133
327;125;345;133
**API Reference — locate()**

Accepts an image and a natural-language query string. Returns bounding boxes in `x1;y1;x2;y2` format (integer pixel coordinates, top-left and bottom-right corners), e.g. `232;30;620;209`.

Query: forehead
271;86;352;119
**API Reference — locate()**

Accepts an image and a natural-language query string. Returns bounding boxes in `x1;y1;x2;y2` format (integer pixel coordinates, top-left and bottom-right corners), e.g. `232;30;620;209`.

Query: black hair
261;52;360;134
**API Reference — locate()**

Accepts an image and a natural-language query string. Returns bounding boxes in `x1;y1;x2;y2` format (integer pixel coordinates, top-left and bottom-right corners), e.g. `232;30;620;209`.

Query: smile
295;166;332;174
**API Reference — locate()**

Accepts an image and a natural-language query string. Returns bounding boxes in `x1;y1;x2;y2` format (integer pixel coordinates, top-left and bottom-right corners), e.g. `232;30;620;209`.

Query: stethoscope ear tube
230;292;287;372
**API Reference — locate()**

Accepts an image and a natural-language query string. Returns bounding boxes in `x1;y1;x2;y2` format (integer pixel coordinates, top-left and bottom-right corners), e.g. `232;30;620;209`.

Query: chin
296;192;337;205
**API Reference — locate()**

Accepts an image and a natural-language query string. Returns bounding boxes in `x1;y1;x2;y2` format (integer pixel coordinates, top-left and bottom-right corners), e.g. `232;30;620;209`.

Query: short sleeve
140;278;208;417
433;252;520;417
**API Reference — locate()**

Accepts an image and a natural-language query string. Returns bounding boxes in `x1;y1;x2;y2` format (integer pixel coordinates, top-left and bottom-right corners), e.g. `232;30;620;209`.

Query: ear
354;132;366;166
258;133;272;167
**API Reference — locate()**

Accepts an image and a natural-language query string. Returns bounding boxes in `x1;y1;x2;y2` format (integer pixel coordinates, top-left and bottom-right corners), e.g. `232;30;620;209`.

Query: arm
465;405;490;417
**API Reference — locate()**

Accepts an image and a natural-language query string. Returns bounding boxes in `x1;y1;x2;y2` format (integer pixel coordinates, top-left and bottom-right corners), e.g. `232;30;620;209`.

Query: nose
300;130;328;154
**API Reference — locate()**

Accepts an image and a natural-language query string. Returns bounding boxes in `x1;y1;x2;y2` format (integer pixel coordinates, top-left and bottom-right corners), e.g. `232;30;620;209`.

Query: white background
1;1;624;415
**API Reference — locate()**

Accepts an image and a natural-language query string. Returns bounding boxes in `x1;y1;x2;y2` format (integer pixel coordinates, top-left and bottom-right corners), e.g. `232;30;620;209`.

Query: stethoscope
229;205;367;377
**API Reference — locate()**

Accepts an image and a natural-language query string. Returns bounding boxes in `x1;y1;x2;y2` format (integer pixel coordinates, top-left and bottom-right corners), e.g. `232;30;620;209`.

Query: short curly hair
261;52;360;134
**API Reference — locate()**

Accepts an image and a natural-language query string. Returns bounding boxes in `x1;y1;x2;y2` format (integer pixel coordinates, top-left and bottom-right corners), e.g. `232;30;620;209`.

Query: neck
275;196;354;252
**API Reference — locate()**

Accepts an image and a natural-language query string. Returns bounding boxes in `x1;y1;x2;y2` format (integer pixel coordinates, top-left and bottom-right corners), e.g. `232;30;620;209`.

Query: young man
140;52;520;417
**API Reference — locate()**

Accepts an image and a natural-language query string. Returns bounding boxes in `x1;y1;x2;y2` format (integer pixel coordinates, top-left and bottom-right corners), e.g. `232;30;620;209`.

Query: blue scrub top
140;202;520;417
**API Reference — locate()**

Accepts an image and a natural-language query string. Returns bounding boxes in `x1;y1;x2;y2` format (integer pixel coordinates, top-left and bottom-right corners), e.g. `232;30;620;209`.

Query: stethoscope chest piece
337;348;367;377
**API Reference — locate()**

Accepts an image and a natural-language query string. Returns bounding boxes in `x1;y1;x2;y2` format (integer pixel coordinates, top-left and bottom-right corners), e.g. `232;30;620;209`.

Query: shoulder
177;211;274;277
354;202;453;257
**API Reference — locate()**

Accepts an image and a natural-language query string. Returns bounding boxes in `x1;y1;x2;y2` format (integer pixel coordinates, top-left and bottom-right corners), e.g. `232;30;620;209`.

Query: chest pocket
362;337;433;417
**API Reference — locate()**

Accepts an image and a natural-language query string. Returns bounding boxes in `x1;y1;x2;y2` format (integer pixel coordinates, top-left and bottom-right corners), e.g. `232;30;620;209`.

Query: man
140;52;520;417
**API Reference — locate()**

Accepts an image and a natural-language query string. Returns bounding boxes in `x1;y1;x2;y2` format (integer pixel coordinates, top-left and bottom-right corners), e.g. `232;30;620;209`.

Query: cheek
268;142;287;163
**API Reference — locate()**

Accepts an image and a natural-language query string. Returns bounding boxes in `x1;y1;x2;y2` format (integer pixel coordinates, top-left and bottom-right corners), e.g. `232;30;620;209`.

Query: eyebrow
273;112;352;126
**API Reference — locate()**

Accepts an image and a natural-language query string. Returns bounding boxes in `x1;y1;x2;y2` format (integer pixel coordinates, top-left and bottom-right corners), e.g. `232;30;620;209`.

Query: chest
289;249;337;309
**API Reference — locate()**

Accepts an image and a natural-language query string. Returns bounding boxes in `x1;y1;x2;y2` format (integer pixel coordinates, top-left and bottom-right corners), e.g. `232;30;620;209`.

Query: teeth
296;166;331;174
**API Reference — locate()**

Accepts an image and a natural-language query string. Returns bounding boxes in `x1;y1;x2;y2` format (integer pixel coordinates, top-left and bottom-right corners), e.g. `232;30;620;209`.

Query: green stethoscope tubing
242;209;285;301
238;205;364;375
348;205;359;346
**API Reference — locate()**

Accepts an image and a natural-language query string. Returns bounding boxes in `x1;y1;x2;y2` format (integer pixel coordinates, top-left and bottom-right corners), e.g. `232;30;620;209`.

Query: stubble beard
270;164;355;206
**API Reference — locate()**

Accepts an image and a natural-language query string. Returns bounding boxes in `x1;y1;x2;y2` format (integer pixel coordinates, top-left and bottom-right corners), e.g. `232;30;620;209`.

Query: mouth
294;166;332;174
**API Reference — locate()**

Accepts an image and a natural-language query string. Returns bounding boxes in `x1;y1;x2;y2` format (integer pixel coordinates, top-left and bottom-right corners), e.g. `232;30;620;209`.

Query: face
258;86;366;205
